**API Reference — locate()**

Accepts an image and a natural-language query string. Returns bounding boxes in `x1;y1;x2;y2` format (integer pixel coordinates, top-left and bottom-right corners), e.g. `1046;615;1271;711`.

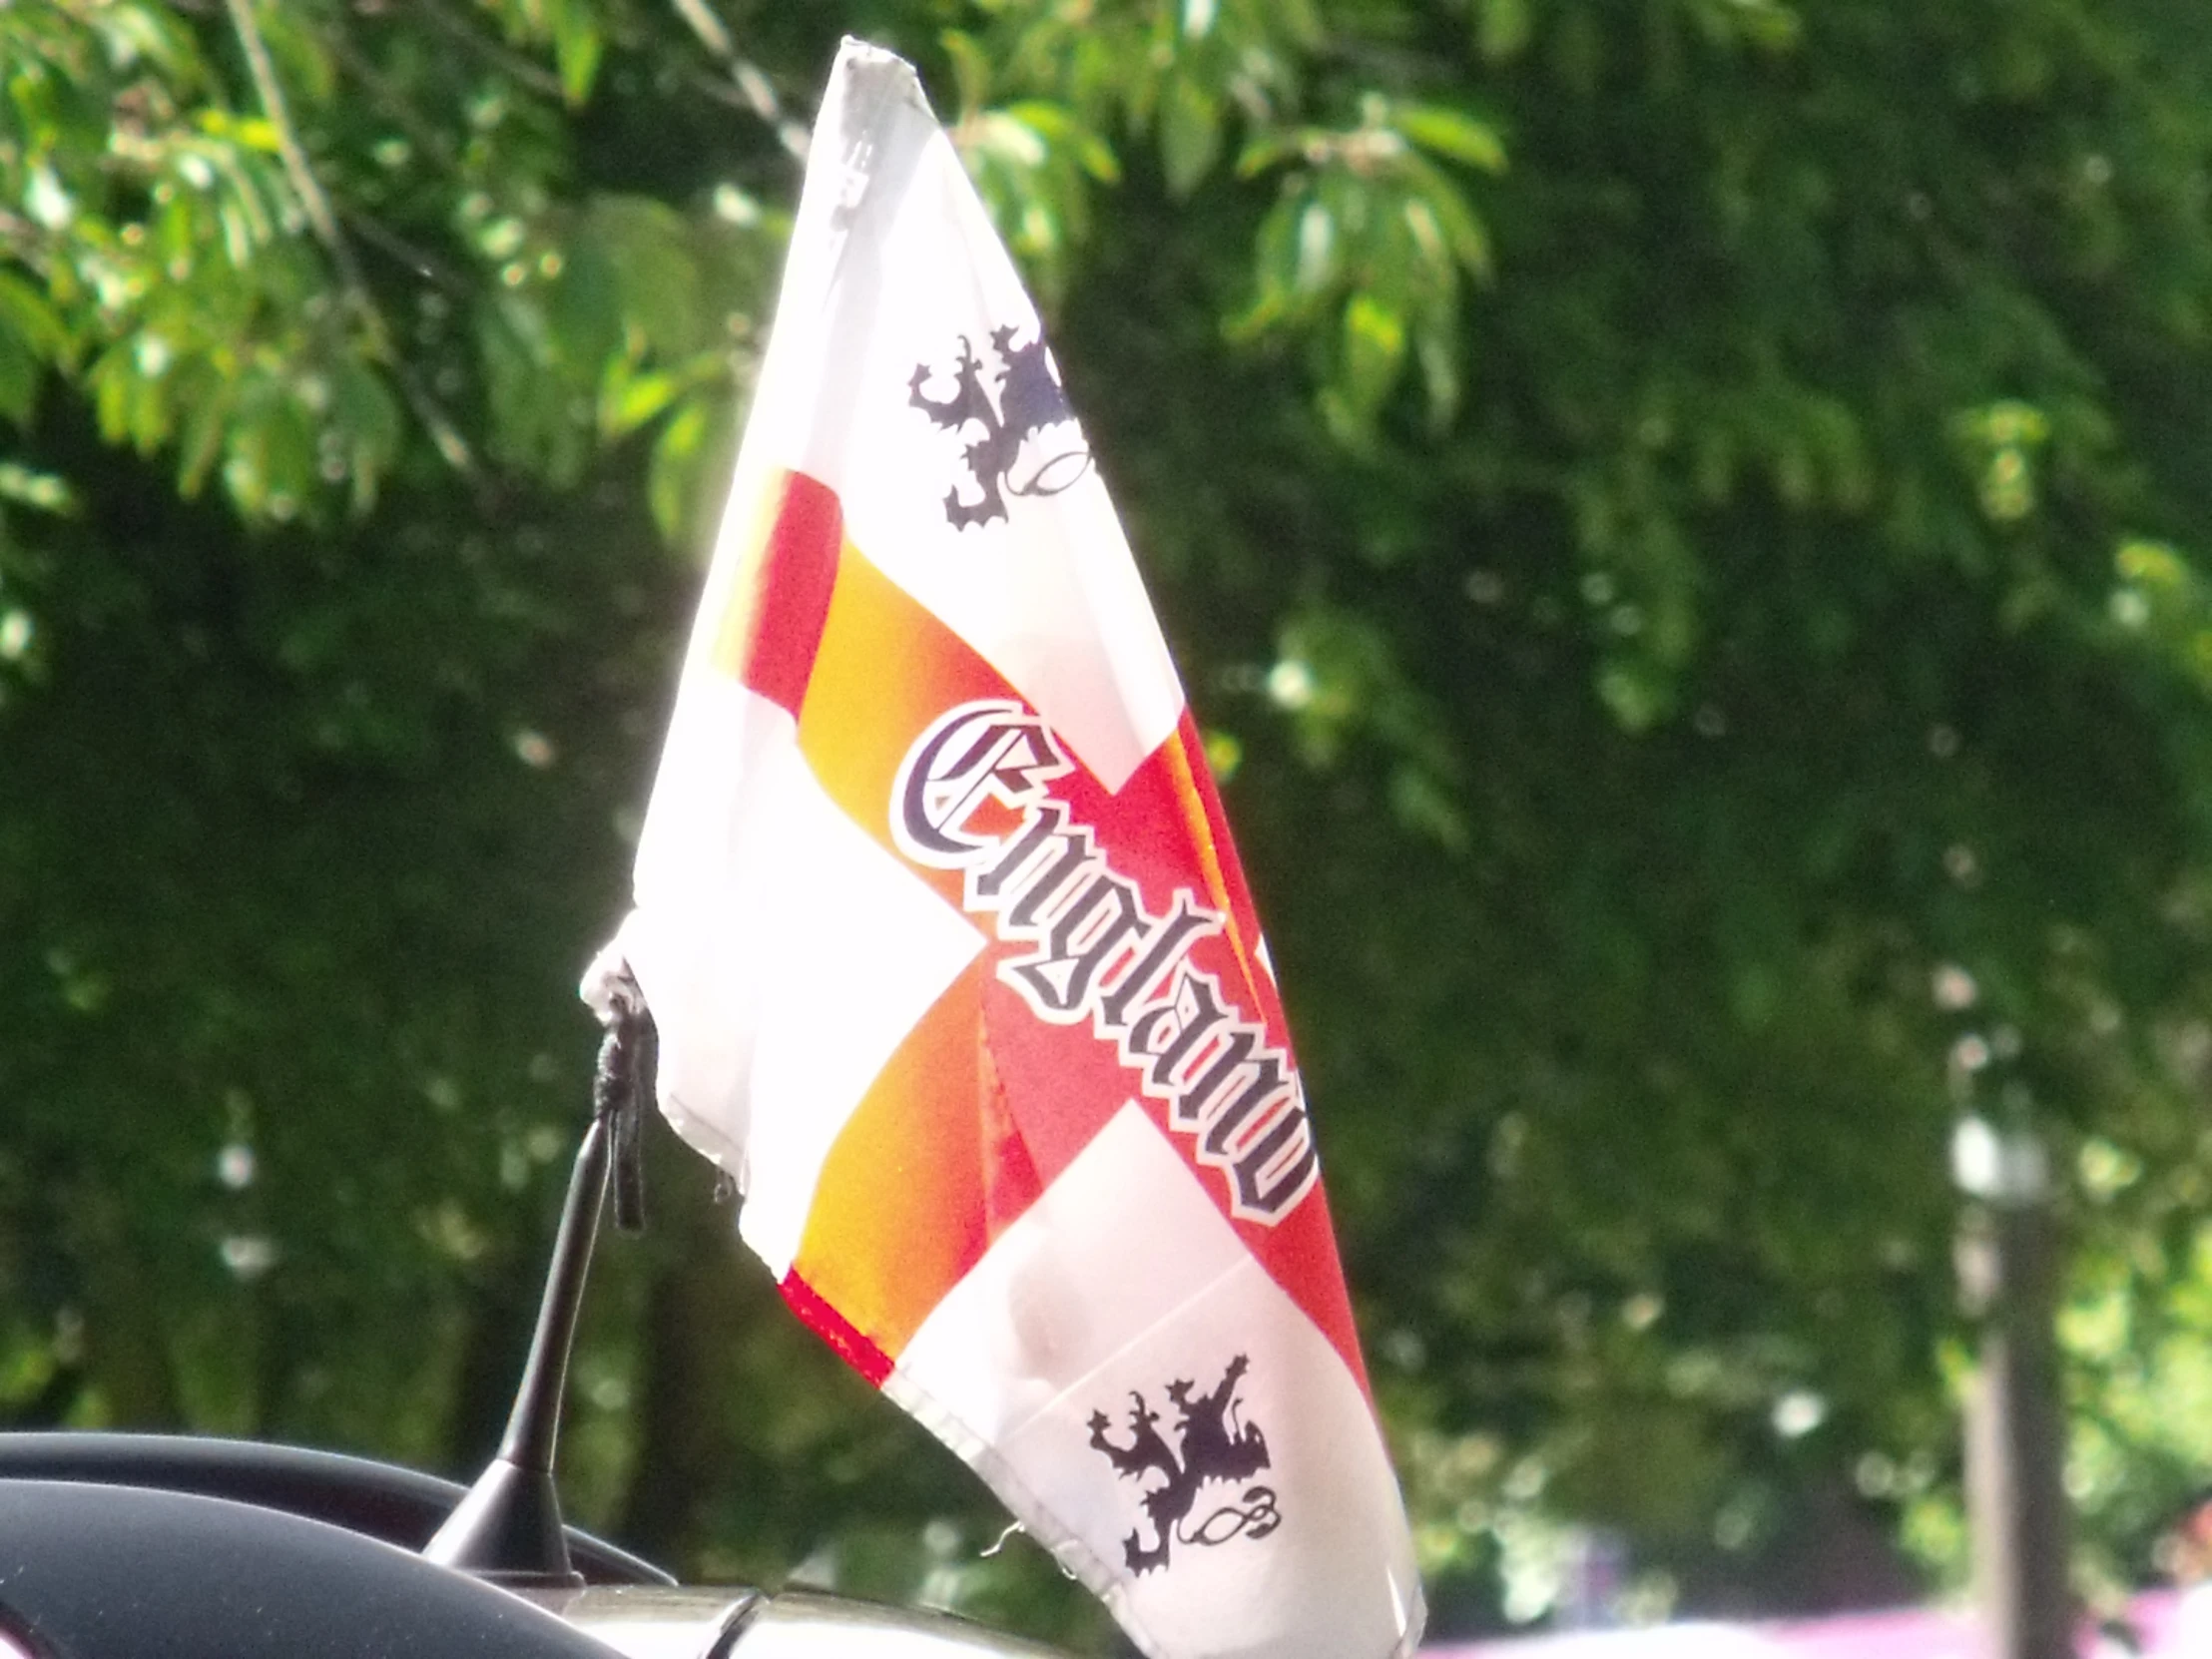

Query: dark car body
0;1433;1064;1659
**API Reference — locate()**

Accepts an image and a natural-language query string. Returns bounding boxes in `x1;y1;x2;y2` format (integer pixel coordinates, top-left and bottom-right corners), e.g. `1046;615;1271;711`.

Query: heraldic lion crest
907;325;1093;529
1086;1354;1282;1574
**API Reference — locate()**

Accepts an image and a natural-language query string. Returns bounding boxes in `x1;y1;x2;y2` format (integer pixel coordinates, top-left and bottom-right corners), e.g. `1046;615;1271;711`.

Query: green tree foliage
9;0;2212;1640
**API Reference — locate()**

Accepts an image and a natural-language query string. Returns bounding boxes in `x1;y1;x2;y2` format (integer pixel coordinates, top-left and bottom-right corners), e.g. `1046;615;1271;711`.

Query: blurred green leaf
1159;74;1223;199
1393;104;1507;174
649;392;713;542
548;0;604;106
1476;0;1533;61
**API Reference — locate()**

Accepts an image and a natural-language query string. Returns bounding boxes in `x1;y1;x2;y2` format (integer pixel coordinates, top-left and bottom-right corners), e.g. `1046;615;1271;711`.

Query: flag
593;38;1424;1659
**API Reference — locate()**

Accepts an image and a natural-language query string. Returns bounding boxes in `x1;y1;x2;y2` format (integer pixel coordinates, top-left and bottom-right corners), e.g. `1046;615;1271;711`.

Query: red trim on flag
780;1269;894;1385
741;471;843;718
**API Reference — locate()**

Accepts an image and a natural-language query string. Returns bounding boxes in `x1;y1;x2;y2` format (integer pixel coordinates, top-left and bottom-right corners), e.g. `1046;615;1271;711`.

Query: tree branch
223;0;475;475
321;24;459;172
340;207;469;296
666;0;733;61
415;0;569;102
664;0;807;159
0;207;53;277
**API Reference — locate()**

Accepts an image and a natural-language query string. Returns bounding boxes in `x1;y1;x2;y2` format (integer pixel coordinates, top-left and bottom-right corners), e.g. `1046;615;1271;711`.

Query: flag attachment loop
589;957;655;1237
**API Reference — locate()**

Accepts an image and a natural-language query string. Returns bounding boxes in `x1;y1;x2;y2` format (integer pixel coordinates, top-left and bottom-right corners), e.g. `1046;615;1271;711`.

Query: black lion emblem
1086;1354;1282;1574
907;325;1092;529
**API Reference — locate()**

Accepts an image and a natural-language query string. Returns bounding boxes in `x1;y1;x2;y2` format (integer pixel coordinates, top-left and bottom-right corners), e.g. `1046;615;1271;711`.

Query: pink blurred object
1424;1587;2212;1658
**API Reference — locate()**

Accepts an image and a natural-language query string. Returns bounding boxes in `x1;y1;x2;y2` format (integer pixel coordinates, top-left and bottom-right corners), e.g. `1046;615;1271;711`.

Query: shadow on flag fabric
588;38;1424;1659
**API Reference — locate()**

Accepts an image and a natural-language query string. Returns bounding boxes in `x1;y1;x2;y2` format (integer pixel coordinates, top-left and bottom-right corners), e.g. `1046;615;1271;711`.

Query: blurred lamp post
1951;1114;2070;1659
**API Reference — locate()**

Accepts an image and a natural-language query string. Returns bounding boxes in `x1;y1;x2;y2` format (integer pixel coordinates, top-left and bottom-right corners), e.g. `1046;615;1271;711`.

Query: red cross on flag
593;38;1425;1659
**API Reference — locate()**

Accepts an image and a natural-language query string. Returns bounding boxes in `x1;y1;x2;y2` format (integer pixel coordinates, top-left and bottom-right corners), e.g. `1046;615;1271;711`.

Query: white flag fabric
596;38;1424;1659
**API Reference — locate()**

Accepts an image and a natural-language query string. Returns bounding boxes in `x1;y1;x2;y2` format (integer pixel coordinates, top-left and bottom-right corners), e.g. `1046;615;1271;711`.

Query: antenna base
423;1455;585;1587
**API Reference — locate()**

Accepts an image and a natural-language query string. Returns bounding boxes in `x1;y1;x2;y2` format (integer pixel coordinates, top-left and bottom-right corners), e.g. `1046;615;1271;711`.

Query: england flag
593;39;1425;1659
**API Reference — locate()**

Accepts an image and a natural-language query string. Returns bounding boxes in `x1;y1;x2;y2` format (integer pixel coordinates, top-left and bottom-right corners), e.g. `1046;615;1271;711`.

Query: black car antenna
424;958;653;1585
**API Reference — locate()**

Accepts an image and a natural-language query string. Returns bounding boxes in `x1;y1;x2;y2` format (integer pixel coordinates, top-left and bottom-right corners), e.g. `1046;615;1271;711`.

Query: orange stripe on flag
786;541;1042;1360
789;962;1045;1362
797;534;1013;895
